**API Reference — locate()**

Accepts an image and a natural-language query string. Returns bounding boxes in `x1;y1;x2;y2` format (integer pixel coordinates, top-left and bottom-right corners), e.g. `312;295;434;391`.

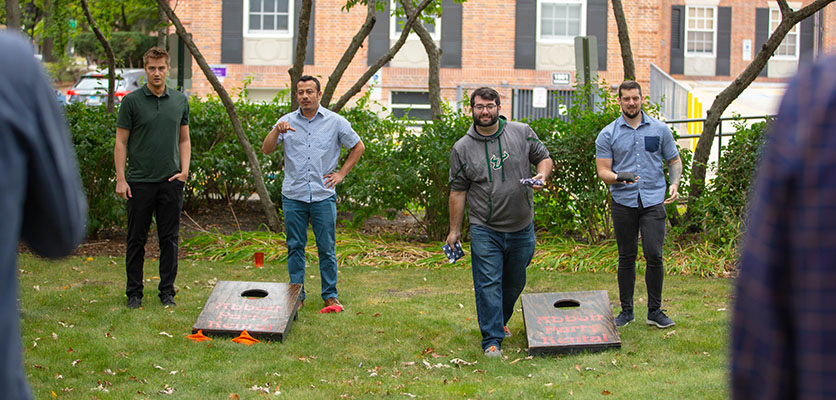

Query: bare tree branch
611;0;635;80
80;0;116;113
320;0;378;107
288;0;313;111
331;0;435;112
156;0;282;232
400;0;442;120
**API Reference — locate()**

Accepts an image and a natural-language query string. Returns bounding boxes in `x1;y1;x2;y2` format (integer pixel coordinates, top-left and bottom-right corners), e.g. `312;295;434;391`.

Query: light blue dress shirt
595;111;679;208
274;106;361;203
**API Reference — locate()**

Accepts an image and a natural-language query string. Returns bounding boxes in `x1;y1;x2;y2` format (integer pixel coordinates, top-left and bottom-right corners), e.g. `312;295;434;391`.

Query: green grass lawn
19;234;732;399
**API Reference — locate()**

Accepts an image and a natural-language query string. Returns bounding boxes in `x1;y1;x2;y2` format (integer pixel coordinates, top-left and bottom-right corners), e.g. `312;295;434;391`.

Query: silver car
67;69;145;106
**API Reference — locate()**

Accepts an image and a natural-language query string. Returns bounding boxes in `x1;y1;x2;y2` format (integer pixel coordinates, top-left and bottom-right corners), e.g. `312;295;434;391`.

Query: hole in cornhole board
522;290;621;356
553;299;580;309
192;281;302;342
242;289;268;298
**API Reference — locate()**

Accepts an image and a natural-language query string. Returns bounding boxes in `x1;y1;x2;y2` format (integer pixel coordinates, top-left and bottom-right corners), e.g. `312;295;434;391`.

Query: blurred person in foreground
0;32;87;399
732;54;836;399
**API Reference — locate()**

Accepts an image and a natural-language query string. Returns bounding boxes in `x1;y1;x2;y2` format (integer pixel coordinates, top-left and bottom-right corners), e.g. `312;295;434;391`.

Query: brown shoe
324;297;341;308
296;300;304;311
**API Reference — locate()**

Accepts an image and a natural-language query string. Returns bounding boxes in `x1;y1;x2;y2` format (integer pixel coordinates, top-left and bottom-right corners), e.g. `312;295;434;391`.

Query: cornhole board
521;290;620;355
192;281;302;342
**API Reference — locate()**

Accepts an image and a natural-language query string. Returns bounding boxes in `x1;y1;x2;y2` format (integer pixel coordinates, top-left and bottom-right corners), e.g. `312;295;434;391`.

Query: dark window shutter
514;0;536;69
368;0;390;66
440;0;462;68
716;7;731;76
755;8;769;77
670;5;684;74
221;0;243;64
293;0;315;65
799;14;815;66
587;0;607;71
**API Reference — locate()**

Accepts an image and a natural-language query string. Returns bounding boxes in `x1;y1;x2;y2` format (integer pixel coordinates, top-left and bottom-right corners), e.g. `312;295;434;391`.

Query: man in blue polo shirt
262;75;365;311
595;80;682;329
114;47;190;309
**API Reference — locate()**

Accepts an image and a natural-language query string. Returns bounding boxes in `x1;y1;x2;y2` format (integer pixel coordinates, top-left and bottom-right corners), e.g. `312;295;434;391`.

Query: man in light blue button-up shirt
595;81;682;330
262;76;365;311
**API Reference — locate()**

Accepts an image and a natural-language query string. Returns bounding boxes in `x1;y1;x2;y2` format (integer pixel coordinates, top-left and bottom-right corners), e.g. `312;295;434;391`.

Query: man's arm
531;157;553;190
324;140;365;189
262;121;295;155
596;158;620;185
114;127;131;200
664;155;682;204
169;125;191;182
446;190;467;247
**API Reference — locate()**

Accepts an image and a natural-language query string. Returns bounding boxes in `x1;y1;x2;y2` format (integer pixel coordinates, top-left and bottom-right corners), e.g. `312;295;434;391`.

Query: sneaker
484;345;502;358
160;295;176;307
614;310;634;327
646;309;675;328
127;296;142;309
504;326;512;337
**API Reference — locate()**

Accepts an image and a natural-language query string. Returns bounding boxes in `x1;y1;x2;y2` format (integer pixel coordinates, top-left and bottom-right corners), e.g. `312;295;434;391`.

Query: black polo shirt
116;85;189;182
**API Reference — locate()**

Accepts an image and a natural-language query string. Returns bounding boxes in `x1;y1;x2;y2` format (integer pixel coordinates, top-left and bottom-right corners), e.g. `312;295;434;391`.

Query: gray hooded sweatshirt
449;117;551;232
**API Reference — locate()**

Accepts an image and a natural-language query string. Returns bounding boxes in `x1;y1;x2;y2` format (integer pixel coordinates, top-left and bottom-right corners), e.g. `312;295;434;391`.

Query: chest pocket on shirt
644;136;660;152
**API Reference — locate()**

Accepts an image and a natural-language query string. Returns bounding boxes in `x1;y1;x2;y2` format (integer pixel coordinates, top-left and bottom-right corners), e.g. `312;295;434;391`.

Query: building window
537;0;585;41
685;6;715;55
246;0;293;36
390;1;441;40
390;91;432;121
770;8;798;58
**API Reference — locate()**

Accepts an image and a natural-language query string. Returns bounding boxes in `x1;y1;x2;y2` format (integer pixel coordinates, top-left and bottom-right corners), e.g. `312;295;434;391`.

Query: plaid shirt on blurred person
732;54;836;400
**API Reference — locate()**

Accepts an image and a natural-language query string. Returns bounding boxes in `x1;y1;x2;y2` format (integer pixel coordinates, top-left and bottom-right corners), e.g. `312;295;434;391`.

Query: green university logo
490;152;509;170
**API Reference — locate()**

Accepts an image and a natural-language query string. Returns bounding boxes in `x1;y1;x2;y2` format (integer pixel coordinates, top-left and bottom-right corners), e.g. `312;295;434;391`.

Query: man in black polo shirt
114;46;190;309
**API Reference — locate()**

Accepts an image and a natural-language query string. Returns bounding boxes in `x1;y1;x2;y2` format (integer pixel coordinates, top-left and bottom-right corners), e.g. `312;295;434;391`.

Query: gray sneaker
484;345;502;358
504;326;512;337
614;310;634;327
646;309;675;328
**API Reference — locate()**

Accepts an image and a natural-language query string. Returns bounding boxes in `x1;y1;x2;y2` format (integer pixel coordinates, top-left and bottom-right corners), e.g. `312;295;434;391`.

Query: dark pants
125;180;184;299
611;197;666;313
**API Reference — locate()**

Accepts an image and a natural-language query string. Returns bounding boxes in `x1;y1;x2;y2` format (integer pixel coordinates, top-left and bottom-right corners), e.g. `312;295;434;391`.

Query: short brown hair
470;87;500;107
143;46;170;66
618;80;642;98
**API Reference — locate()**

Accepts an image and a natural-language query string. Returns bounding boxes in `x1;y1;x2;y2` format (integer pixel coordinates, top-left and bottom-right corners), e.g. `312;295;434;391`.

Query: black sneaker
160;295;176;307
614;310;634;327
127;296;142;309
646;309;675;328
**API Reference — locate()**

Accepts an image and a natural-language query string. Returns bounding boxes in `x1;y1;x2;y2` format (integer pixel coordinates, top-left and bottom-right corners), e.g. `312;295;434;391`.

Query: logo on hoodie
490;151;509;170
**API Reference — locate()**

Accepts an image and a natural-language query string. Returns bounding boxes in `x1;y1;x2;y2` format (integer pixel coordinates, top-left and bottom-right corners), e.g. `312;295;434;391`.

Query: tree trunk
80;0;116;113
400;0;442;120
611;0;635;80
156;0;282;232
42;0;56;62
320;0;377;107
5;0;22;31
685;0;834;229
331;0;435;113
156;2;167;48
288;0;313;111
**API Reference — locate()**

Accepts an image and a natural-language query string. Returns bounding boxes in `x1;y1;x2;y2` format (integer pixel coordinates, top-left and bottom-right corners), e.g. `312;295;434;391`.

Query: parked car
67;69;145;106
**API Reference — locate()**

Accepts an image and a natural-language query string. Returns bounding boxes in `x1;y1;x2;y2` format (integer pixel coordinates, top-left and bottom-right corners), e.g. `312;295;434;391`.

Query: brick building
173;0;835;117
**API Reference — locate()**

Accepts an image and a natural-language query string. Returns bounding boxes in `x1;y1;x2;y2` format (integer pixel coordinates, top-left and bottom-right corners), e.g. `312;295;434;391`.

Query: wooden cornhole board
192;281;302;342
521;290;621;355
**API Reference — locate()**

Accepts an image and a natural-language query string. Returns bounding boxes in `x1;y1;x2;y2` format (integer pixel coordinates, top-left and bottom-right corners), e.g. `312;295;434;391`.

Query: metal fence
649;63;689;120
511;88;575;121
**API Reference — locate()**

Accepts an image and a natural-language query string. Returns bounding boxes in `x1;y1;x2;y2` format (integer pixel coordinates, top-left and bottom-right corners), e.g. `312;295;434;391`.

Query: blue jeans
282;195;338;302
469;222;536;350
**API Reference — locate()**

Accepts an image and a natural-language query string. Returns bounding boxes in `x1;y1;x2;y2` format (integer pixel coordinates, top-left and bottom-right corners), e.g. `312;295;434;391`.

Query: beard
473;112;499;127
622;109;641;119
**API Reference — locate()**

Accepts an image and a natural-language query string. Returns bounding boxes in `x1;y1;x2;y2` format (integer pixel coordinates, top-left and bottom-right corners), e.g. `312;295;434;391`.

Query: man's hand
531;173;547;190
323;171;345;188
115;180;131;200
664;185;680;204
616;171;639;183
445;231;461;248
274;121;296;134
169;172;188;183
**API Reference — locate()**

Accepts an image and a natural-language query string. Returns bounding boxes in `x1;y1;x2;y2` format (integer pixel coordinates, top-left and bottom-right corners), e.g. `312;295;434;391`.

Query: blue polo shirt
595;111;678;208
273;105;361;203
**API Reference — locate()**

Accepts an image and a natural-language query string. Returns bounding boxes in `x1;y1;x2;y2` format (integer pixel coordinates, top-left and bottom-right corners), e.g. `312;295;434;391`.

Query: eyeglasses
472;104;497;111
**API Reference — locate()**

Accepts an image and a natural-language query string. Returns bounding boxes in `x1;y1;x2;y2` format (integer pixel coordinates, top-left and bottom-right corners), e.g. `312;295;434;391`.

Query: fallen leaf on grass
159;384;175;395
602;390;612;395
159;331;173;338
664;330;677;339
52;332;58;340
422;360;450;369
71;359;81;366
228;394;240;400
154;365;165;370
575;364;581;373
449;358;477;366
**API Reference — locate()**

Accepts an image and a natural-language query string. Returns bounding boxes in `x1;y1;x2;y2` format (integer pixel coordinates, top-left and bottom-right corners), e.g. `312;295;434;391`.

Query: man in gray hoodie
446;87;553;358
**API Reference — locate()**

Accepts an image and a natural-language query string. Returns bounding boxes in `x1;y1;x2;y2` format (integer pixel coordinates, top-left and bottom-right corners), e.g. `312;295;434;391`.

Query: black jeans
125;180;184;299
611;197;666;312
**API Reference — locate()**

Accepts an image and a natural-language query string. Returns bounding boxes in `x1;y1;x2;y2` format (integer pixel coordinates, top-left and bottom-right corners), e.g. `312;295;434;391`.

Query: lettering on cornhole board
193;281;302;342
521;290;620;355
